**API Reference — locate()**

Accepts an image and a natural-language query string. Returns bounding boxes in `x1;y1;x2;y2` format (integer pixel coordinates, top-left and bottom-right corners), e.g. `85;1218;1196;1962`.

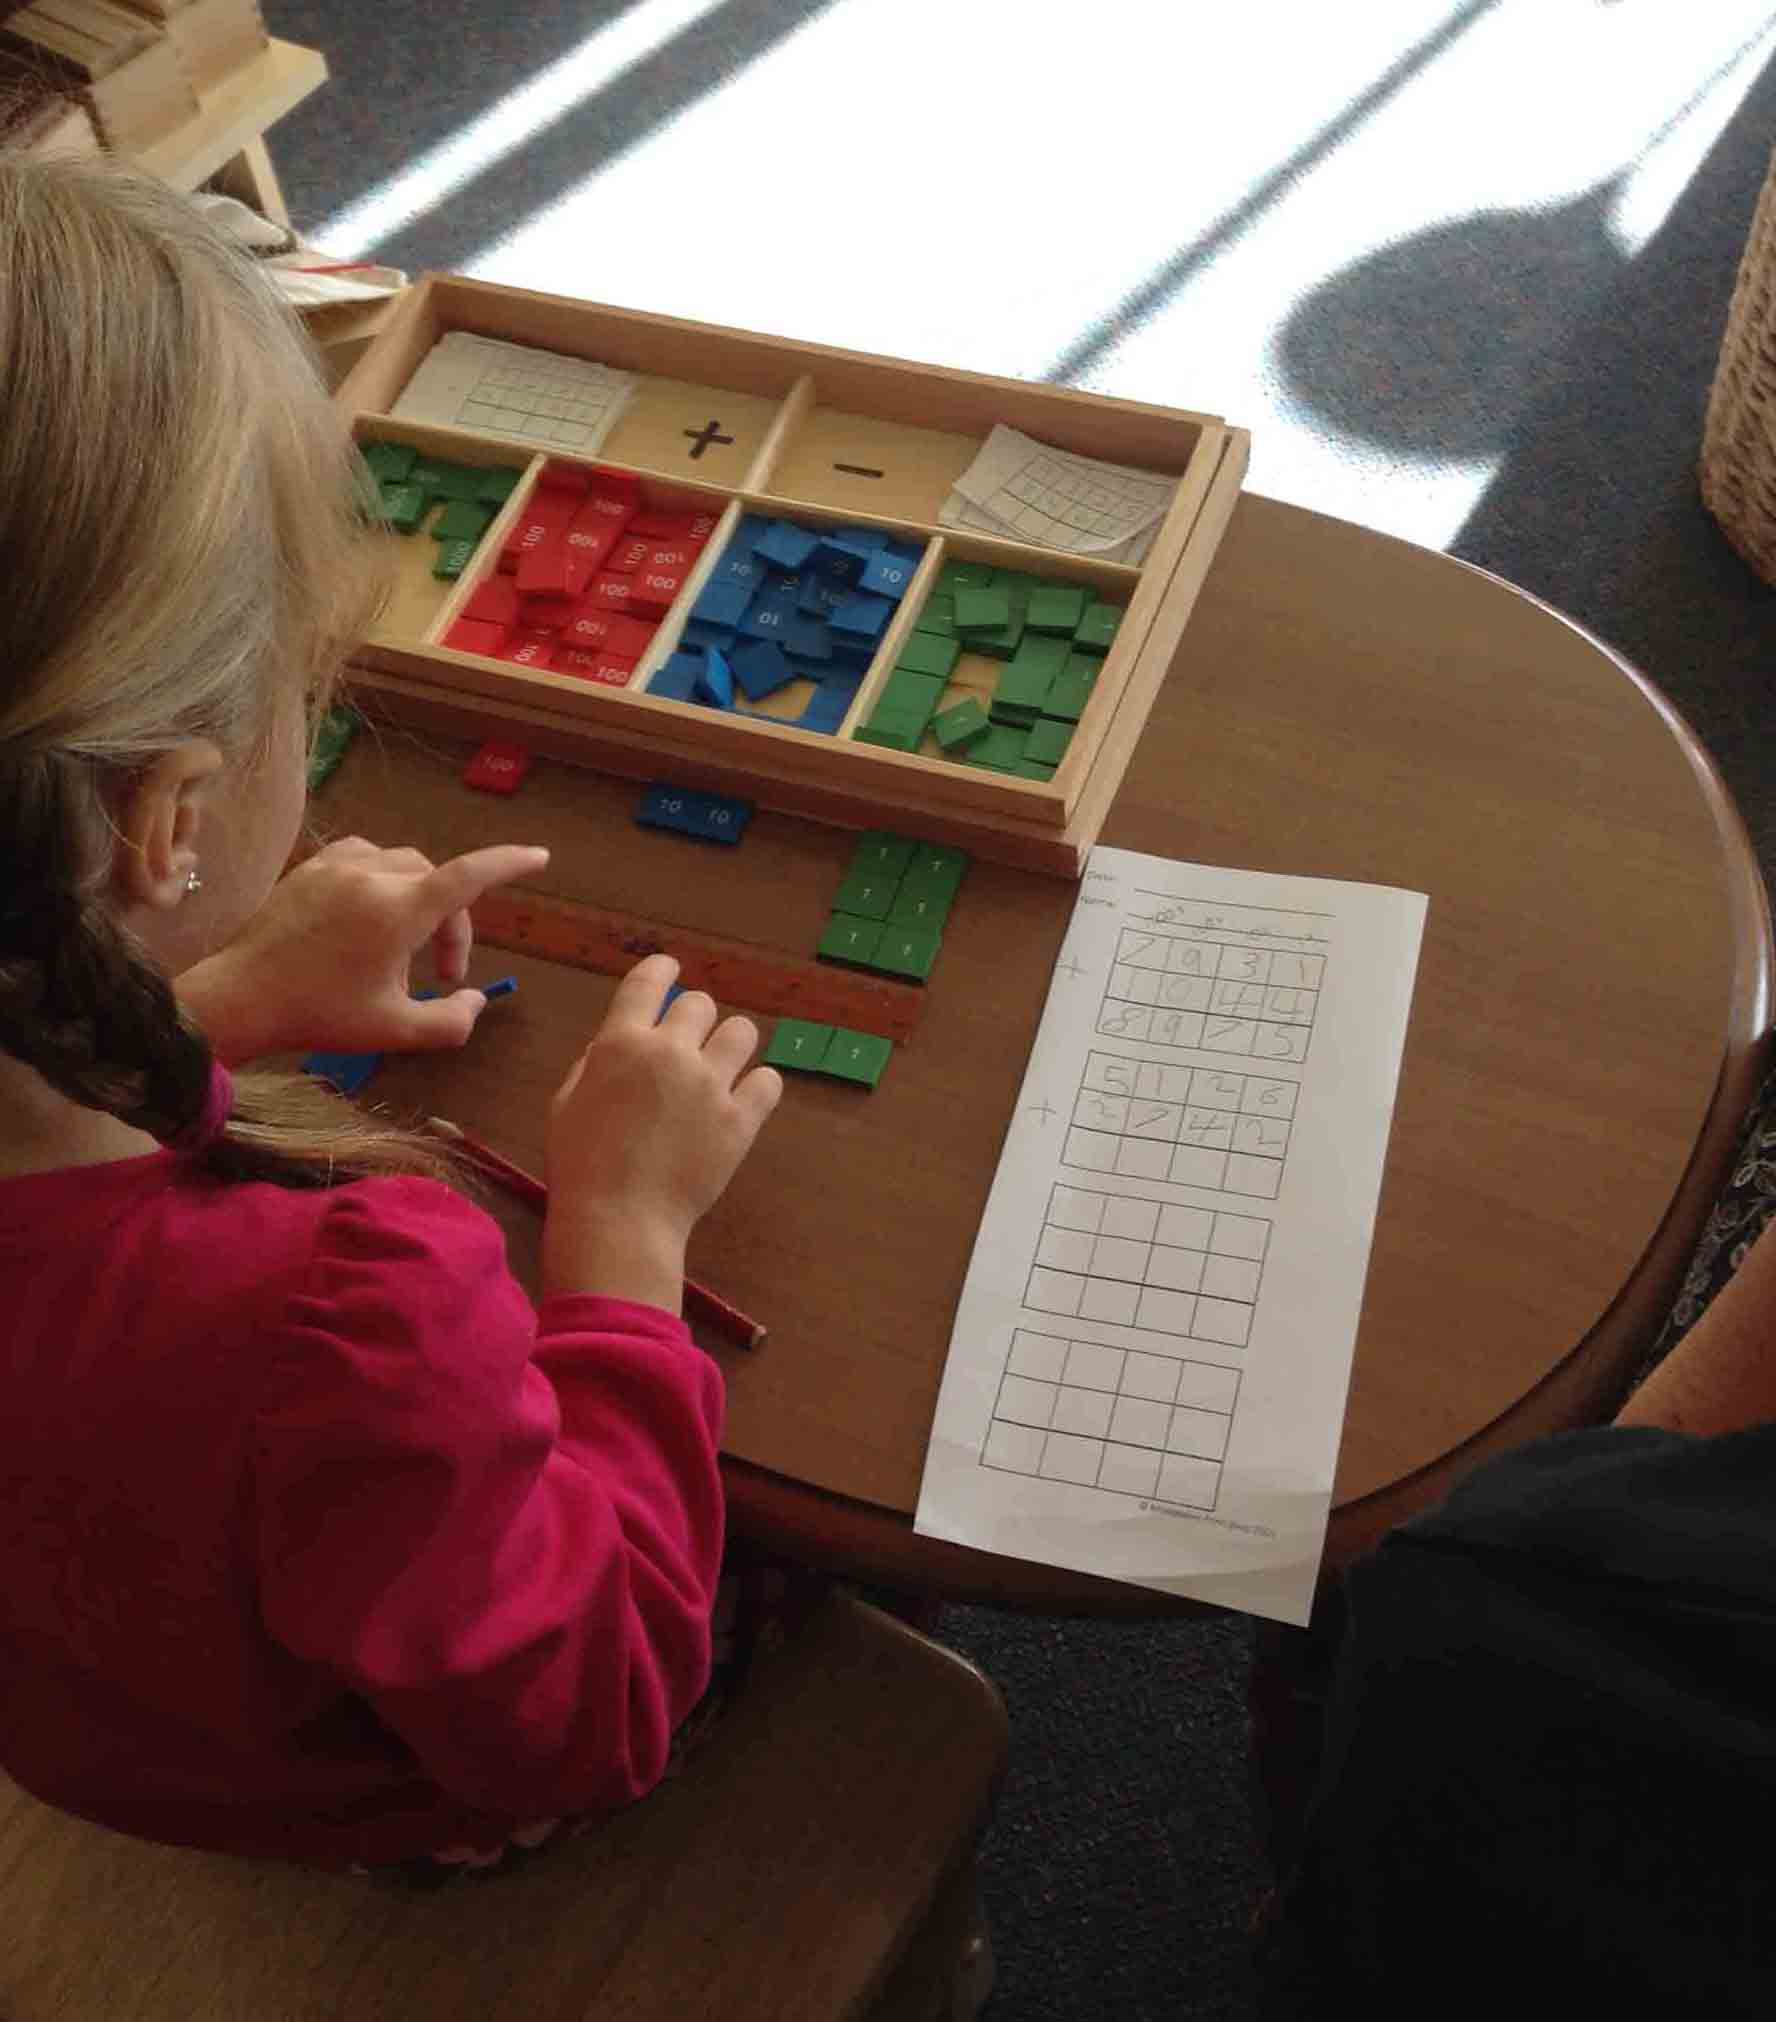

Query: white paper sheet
390;332;636;455
937;424;1176;562
914;849;1427;1626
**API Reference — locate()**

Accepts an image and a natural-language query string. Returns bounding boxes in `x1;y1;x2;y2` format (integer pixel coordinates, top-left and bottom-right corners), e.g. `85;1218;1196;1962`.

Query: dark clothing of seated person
1265;1125;1776;2015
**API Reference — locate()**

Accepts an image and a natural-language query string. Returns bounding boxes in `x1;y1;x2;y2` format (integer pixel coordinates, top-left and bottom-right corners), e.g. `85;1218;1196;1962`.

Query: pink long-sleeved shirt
0;1148;725;1867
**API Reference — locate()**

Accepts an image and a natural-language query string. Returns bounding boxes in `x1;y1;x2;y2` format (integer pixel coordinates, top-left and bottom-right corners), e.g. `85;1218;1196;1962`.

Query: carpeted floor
260;7;1776;2014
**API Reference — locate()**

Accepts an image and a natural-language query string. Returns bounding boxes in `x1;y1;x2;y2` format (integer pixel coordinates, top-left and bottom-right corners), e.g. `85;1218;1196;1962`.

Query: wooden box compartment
338;274;1250;874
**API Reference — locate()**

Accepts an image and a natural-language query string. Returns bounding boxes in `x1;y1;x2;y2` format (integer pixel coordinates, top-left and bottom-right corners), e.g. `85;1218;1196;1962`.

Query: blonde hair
0;154;450;1186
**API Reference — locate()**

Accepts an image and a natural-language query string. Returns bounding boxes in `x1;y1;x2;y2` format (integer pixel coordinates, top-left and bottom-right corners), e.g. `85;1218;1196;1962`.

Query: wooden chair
0;1593;1007;2022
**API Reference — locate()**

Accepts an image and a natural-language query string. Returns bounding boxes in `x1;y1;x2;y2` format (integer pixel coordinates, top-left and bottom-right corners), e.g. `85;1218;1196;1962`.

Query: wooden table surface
332;492;1771;1613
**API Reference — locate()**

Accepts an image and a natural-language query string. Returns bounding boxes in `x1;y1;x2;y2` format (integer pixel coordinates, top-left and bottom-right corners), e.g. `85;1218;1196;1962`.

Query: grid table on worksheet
1096;923;1324;1063
979;1181;1270;1510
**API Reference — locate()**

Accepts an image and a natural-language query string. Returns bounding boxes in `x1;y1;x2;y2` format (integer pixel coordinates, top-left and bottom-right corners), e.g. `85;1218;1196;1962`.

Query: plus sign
1025;1096;1057;1126
1057;953;1086;981
683;419;735;459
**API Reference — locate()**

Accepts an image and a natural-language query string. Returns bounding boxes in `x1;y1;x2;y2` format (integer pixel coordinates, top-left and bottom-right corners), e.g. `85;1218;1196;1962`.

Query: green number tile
1008;632;1071;680
378;481;427;534
932;698;990;751
1025;584;1089;634
362;439;416;484
818;915;886;965
869;924;942;982
1073;601;1122;653
938;560;996;594
476;465;523;506
992;569;1042;610
854;712;923;752
850;830;916;880
914;592;958;637
831;866;899;918
1042;655;1102;721
822;1028;894;1089
967;612;1026;659
432;537;478;580
1024;716;1075;766
878;667;947;718
993;649;1063;718
899;843;970;903
887;880;953;929
305;705;361;790
951;584;1011;632
964;723;1030;773
432;498;495;544
764;1019;836;1072
406;458;461;501
1013;759;1057;780
895;631;961;680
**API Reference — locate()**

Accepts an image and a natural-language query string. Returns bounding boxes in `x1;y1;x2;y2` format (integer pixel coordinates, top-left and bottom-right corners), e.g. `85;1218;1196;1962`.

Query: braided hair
0;157;448;1186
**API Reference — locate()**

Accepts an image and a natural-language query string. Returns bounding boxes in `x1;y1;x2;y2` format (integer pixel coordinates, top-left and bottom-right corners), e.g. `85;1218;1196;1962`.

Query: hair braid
0;748;213;1143
0;155;457;1191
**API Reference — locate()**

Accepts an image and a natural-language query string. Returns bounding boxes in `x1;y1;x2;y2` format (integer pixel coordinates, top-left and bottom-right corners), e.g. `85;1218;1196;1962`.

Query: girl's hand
542;953;782;1307
175;836;551;1063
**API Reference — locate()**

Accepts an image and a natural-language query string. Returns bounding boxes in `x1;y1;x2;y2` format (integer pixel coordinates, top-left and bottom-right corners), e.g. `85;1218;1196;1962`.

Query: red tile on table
463;741;532;794
587;572;638;613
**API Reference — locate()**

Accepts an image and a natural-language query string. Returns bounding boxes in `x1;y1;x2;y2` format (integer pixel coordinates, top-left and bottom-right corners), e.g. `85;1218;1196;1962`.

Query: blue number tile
694;645;735;708
692;578;752;628
830;591;895;639
731;638;796;700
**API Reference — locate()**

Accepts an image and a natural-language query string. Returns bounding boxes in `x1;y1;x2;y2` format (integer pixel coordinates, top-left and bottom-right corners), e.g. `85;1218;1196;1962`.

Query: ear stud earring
184;869;203;896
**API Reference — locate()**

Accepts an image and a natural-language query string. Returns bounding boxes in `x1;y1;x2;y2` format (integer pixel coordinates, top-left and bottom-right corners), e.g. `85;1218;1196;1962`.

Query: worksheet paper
915;849;1426;1627
390;332;636;454
938;425;1175;564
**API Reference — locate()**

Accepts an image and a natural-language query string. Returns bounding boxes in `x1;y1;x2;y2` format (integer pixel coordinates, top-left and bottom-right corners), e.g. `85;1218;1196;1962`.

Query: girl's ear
108;741;224;911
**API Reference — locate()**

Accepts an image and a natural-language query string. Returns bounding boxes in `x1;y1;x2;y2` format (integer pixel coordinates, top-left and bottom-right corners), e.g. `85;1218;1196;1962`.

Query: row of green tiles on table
760;832;973;1090
854;560;1120;774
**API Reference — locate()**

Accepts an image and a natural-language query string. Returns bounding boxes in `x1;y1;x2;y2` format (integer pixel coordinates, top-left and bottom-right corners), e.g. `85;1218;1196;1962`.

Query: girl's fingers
734;1063;784;1126
660;987;718;1044
419;844;551;921
701;1012;761;1083
432;906;473;985
393;987;487;1051
603;952;682;1032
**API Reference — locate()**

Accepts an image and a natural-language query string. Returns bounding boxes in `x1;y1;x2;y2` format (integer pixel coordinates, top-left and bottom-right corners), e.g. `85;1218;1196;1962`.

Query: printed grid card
915;847;1426;1626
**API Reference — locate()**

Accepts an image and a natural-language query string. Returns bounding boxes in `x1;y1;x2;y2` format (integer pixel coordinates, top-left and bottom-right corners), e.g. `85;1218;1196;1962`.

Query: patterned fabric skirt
1627;1059;1776;1396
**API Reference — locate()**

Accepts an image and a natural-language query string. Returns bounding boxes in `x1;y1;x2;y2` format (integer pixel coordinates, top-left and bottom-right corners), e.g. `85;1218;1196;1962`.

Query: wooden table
334;492;1772;1615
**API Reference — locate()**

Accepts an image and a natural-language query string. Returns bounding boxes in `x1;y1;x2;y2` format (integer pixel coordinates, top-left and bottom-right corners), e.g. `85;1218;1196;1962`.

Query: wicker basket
1701;146;1776;583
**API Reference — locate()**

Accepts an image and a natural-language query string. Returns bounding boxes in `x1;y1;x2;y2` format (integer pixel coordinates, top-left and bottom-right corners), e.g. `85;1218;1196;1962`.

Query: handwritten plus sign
1026;1097;1057;1126
683;419;734;459
1057;954;1086;981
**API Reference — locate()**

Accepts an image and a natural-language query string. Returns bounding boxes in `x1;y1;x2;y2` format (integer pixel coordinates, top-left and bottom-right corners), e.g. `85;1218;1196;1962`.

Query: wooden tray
337;275;1249;875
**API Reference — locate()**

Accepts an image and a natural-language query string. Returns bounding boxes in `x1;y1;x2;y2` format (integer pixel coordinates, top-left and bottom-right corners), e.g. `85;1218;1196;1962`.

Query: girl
0;156;781;1871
